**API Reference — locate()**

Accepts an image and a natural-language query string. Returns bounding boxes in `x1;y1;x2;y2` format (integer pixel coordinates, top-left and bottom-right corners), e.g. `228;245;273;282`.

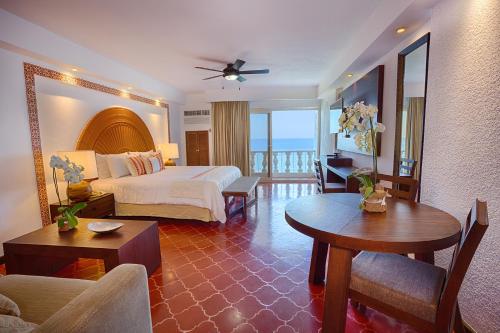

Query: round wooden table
284;193;461;333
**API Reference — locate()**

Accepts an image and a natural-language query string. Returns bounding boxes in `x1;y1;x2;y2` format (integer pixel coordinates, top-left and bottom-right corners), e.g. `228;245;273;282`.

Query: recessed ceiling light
71;68;78;72
127;86;133;90
347;73;353;78
396;27;407;34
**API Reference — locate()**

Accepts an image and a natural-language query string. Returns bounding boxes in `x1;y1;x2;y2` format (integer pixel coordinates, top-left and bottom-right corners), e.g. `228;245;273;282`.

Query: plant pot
67;181;92;202
363;196;387;213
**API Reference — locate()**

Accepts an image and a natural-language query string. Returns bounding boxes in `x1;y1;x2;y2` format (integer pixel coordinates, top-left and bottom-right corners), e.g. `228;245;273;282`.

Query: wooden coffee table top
285;193;461;253
5;218;157;250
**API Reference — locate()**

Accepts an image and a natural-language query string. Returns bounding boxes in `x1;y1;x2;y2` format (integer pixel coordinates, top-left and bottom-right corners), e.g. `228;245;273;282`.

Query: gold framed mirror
393;33;430;201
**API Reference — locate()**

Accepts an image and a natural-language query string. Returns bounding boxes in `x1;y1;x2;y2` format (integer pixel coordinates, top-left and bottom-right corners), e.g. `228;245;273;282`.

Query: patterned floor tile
0;184;422;333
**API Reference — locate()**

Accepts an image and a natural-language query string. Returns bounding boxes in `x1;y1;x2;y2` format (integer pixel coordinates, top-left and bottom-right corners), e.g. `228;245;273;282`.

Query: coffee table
3;218;161;277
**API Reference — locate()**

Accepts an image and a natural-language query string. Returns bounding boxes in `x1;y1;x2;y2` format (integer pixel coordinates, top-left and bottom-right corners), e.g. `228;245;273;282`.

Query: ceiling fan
195;59;269;82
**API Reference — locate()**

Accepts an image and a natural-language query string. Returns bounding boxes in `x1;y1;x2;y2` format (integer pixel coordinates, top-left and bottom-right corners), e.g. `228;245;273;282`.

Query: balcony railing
250;150;317;177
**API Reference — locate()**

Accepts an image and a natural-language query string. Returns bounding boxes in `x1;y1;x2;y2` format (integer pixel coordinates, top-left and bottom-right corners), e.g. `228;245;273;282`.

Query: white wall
320;23;430;174
167;102;185;166
36;77;169;204
0;10;184;256
422;0;500;331
0;48;42;256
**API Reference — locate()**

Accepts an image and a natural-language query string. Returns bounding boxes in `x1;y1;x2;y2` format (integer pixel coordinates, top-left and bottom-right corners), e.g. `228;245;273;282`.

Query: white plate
87;222;124;234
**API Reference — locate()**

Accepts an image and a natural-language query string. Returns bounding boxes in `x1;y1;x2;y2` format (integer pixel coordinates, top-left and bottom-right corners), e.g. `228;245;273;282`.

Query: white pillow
106;155;131;178
95;153;112;179
127;150;153;157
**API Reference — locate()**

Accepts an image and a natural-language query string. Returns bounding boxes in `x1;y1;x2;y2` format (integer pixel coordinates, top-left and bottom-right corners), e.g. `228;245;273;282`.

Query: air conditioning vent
184;109;210;125
184;110;210;117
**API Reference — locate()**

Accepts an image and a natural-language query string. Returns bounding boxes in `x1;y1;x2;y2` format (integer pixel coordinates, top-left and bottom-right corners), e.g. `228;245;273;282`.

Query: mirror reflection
395;35;429;194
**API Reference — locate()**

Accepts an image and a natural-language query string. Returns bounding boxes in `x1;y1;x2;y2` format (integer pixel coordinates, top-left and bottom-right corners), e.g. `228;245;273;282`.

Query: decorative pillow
95;153;112;179
125;156;147;176
141;152;165;174
127;150;153;157
0;294;20;317
0;315;38;332
106;155;131;178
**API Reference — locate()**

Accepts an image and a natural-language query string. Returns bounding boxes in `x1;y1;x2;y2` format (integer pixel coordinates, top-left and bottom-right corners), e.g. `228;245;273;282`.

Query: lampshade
157;143;179;159
57;150;98;180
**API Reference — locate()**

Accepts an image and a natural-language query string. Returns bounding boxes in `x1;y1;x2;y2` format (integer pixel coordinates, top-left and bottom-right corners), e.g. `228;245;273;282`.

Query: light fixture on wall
396;27;407;34
347;73;353;78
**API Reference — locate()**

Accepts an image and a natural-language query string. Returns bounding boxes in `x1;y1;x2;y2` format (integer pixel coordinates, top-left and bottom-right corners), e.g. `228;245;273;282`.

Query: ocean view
250;138;316;151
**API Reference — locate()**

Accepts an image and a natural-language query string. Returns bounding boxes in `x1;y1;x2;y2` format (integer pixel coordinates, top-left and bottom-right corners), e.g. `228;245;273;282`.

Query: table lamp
157;143;179;166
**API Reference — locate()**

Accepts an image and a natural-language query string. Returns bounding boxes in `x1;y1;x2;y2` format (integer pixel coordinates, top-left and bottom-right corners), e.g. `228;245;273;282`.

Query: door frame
250;107;320;180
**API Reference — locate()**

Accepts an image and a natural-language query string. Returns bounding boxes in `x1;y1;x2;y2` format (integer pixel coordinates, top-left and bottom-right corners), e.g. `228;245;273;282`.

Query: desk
320;156;359;192
285;193;461;333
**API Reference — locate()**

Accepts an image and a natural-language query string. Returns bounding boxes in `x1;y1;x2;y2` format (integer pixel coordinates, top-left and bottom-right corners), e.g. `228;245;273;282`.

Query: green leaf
64;211;78;228
57;206;68;213
69;202;87;215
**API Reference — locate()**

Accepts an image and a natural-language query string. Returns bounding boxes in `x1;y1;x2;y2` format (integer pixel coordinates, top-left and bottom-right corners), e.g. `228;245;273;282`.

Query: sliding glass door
250;109;319;179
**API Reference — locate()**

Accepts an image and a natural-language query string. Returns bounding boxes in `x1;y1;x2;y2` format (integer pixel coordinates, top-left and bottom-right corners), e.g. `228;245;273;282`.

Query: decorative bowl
87;222;124;234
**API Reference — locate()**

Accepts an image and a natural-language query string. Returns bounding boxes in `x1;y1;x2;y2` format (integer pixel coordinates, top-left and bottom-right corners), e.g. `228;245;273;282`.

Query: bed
76;107;241;223
91;166;240;222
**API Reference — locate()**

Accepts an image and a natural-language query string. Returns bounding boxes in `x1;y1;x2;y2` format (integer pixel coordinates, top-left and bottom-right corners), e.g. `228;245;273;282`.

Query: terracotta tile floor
0;183;420;333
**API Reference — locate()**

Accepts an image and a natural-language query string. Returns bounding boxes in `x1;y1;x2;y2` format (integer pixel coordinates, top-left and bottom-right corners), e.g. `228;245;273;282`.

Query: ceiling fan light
225;74;239;81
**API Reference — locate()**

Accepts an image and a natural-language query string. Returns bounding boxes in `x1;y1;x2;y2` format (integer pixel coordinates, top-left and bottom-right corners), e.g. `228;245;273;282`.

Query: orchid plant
50;155;87;229
338;102;386;205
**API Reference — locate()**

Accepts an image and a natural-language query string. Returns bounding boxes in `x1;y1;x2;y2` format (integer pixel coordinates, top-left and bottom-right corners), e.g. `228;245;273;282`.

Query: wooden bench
222;176;260;219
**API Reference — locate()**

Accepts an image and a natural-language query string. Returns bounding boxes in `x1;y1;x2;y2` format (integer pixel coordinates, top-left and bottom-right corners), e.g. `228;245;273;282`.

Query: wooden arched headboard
76;107;155;153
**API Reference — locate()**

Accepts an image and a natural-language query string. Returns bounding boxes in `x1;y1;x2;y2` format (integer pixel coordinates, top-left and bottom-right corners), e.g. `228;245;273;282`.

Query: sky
250;110;318;139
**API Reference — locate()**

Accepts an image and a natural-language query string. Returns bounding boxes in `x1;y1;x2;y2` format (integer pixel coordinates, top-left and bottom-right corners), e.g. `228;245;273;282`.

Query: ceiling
0;0;395;93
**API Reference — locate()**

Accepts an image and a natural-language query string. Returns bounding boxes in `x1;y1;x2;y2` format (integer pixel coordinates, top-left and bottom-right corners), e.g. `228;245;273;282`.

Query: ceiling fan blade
237;76;246;82
195;66;223;73
233;59;246;70
203;74;223;80
238;69;270;75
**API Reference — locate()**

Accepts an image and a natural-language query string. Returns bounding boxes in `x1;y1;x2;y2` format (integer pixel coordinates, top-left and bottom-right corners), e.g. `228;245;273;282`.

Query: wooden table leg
323;246;352;333
224;196;229;218
415;251;435;264
243;196;247;219
309;239;328;284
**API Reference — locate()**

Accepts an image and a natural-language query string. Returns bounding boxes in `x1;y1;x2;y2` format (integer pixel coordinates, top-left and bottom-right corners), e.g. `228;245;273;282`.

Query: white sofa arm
35;264;152;333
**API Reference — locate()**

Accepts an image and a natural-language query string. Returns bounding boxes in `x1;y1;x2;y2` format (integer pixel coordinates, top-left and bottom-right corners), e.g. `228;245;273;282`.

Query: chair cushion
0;293;20;316
0;275;94;324
350;252;446;323
0;314;38;332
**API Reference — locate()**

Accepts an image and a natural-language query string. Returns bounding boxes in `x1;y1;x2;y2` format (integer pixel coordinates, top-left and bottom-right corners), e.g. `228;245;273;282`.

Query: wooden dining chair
377;173;419;201
313;160;345;194
348;199;489;333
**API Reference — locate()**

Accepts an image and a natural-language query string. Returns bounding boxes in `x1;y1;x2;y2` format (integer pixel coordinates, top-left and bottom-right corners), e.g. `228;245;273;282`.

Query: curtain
404;97;425;180
212;101;250;176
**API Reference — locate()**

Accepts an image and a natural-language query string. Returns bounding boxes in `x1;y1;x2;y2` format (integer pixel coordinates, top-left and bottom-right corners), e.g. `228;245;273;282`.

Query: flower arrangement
50;155;87;230
338;102;387;211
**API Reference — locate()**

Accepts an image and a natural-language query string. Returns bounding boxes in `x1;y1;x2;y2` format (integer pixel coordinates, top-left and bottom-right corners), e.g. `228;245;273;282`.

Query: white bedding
91;166;241;223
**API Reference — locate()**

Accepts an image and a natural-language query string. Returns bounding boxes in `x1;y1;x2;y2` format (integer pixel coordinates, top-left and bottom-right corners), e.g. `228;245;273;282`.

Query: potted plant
338;101;387;211
50;155;87;231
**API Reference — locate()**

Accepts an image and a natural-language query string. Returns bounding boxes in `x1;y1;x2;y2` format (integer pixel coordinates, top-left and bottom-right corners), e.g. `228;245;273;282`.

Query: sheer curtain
404;97;425;179
212;101;250;176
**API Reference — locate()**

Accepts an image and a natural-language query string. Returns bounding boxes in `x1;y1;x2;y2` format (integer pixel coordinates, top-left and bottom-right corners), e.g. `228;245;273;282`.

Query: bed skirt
115;202;217;222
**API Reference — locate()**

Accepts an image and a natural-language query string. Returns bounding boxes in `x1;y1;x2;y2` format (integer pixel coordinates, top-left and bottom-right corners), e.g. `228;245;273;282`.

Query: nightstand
49;192;115;223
